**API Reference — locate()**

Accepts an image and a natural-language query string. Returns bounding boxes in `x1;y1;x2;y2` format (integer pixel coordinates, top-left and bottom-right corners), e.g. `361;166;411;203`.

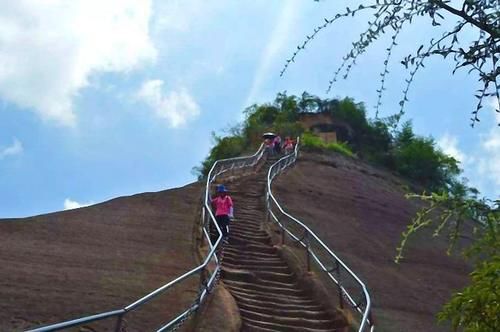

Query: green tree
397;193;499;332
193;133;247;178
392;122;461;190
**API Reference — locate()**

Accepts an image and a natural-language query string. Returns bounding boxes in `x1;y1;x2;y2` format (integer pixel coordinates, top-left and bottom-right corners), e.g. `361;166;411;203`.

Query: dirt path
221;160;346;331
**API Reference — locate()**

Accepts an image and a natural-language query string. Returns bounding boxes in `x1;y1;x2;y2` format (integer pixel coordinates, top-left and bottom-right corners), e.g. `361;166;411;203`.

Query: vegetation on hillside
301;132;354;157
196;92;463;194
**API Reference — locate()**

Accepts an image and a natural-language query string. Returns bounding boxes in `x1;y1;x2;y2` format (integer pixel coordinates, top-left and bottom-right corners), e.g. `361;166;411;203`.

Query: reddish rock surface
273;152;471;332
0;150;473;332
0;183;202;331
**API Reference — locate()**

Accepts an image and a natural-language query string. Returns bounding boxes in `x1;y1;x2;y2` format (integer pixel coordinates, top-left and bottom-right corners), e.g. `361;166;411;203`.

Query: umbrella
262;132;277;139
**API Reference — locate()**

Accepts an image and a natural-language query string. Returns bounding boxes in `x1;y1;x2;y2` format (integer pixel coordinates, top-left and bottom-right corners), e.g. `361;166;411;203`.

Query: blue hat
216;184;228;193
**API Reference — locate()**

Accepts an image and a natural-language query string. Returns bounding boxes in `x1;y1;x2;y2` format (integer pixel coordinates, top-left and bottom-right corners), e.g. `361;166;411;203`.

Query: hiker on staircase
273;135;282;154
284;136;294;154
211;184;233;241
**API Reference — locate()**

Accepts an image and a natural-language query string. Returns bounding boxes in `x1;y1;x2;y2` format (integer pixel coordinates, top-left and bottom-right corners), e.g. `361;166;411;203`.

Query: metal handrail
27;144;266;332
266;138;375;332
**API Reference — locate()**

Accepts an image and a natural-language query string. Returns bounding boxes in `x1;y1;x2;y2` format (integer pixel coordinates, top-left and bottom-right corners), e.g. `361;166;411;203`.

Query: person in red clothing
264;137;274;155
284;136;294;154
211;184;233;239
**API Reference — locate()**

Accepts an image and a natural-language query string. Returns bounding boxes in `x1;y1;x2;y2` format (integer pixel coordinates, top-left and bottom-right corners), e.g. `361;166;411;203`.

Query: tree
396;193;499;331
281;0;500;127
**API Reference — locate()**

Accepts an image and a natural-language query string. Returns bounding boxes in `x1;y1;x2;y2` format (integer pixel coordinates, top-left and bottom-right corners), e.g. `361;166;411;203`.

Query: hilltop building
298;111;354;143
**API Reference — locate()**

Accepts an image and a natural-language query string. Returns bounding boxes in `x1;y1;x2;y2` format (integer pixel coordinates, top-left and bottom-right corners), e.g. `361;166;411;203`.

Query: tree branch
431;0;500;38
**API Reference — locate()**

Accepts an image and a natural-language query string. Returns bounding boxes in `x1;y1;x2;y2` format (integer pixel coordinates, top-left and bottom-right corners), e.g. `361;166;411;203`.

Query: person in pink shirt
284;136;294;154
211;184;233;238
274;135;282;154
264;138;274;155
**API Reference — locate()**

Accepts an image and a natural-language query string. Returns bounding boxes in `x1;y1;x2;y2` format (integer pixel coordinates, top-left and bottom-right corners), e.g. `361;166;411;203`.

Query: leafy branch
282;0;500;126
280;4;385;77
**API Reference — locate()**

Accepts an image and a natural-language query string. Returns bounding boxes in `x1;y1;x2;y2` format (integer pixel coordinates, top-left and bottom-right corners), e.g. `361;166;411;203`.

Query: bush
392;122;460;191
439;258;500;332
301;132;354;157
326;141;354;157
301;131;325;150
194;134;247;178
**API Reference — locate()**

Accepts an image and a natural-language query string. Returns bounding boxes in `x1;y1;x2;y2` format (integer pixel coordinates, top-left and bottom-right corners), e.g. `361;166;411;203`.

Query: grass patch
301;132;354;158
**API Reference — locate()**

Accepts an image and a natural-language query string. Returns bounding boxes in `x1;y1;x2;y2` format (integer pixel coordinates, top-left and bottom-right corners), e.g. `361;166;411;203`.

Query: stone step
228;287;318;306
240;315;342;332
223;261;291;275
238;301;332;321
223;250;282;262
230;294;325;312
222;267;295;285
224;280;306;297
229;234;271;245
224;243;277;255
219;162;345;332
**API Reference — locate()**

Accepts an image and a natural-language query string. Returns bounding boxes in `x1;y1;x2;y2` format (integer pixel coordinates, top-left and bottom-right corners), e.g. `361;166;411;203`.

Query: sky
0;0;498;218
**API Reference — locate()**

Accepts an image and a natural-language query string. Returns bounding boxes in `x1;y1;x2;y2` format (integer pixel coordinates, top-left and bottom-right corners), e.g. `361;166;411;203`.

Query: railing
27;144;265;332
266;138;375;332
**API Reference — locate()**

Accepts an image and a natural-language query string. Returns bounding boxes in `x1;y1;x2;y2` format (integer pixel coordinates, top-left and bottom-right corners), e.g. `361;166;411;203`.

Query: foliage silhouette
281;0;500;127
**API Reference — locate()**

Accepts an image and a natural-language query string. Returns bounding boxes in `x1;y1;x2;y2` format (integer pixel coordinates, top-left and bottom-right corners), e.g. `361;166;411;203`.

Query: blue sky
0;0;498;218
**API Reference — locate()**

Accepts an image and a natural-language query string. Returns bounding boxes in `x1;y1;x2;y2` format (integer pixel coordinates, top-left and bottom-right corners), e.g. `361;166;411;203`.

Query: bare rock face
273;152;471;332
191;284;241;332
0;150;472;332
0;182;203;332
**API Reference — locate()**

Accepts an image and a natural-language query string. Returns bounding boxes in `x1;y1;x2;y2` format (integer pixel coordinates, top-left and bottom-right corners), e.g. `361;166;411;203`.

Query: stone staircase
221;158;347;331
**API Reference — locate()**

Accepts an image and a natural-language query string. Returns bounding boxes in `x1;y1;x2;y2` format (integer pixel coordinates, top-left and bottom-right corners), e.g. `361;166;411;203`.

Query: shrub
392;122;460;191
301;131;325;151
326;141;354;157
301;132;354;157
194;134;247;178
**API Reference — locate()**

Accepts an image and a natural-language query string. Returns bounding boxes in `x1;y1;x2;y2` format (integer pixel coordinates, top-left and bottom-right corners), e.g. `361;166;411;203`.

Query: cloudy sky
0;0;498;217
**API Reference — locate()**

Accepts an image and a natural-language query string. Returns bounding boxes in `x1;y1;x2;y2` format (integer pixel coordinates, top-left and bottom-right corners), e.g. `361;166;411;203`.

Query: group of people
264;135;295;155
210;134;296;242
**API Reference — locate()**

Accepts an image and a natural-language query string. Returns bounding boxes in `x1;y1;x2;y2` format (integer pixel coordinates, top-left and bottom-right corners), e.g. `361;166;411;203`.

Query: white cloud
487;96;499;112
153;0;209;33
137;79;200;127
0;0;157;126
477;124;500;188
436;130;499;198
437;133;467;164
0;138;23;159
476;98;500;188
64;198;93;210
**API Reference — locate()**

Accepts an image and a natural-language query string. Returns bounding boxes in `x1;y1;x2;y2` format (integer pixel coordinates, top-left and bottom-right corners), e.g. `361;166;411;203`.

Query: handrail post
281;222;286;245
265;193;270;224
200;207;206;247
199;267;207;290
368;311;375;329
114;313;124;332
305;231;311;272
336;261;344;309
